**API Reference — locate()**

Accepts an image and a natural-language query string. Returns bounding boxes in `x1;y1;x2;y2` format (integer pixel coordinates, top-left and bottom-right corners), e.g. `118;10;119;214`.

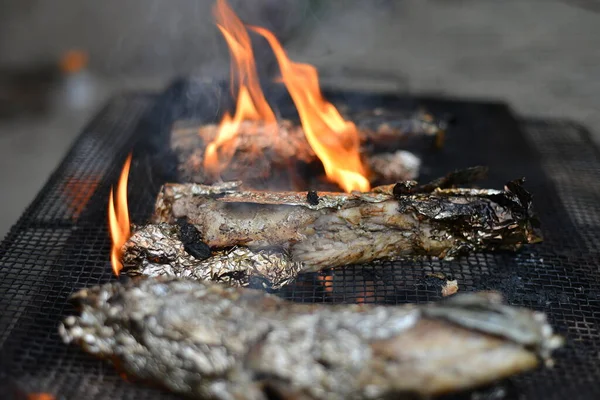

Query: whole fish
151;175;541;270
59;277;562;400
170;110;443;187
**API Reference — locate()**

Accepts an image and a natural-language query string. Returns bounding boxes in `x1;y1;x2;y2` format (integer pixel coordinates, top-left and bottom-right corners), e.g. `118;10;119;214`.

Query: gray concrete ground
0;0;599;238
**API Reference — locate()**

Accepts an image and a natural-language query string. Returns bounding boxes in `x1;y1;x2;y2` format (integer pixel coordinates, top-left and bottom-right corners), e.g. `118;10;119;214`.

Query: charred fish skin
395;179;542;259
122;223;303;290
151;178;542;269
59;277;562;400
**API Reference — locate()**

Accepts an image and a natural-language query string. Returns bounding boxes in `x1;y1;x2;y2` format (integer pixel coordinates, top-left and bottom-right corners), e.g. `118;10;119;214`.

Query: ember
27;394;55;400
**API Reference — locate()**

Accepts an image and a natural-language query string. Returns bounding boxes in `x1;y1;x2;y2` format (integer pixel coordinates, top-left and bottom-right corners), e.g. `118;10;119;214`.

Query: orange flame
62;176;100;220
108;154;132;275
27;394;55;400
318;274;334;293
250;26;370;193
205;0;370;192
204;0;277;177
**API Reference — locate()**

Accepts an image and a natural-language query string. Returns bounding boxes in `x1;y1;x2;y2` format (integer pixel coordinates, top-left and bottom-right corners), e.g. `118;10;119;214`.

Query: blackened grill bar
0;79;599;399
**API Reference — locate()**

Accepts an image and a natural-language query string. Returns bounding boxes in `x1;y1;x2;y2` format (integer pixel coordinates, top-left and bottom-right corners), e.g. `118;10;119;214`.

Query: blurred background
0;0;598;238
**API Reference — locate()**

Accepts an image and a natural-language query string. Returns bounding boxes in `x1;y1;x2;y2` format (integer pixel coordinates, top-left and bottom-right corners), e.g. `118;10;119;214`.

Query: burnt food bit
307;190;320;206
177;217;202;243
177;218;212;260
419;273;459;297
410;166;489;195
393;181;417;197
392;165;488;199
183;242;212;261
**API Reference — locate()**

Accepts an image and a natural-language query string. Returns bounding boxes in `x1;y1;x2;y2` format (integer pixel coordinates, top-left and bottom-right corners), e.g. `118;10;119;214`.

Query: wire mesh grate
0;80;599;399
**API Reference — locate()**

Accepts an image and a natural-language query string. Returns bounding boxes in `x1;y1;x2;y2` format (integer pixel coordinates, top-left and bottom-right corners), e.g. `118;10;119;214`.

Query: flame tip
108;153;132;276
252;24;370;192
206;0;370;193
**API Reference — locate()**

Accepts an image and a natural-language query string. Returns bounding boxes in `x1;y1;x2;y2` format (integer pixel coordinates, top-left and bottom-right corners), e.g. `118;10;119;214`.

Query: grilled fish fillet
151;178;541;270
59;277;562;400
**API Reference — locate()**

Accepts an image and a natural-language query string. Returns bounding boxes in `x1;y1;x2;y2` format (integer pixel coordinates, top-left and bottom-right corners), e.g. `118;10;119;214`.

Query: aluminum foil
60;277;563;400
122;223;304;290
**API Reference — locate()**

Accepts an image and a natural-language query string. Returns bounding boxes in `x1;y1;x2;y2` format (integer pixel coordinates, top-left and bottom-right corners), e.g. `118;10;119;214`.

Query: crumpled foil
60;277;563;400
122;223;304;290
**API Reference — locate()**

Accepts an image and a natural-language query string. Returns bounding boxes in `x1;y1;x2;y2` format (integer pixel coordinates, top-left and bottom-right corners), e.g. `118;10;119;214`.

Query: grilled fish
173;119;316;185
151;176;541;270
171;110;442;187
59;277;562;400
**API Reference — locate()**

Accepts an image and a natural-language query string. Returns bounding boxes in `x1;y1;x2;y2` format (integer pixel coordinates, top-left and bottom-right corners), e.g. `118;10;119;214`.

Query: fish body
151;179;541;270
170;111;443;187
59;277;562;400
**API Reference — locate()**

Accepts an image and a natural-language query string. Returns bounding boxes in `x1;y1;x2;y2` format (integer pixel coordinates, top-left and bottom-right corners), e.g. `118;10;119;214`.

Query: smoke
0;0;395;82
3;1;600;142
0;0;311;80
282;0;407;92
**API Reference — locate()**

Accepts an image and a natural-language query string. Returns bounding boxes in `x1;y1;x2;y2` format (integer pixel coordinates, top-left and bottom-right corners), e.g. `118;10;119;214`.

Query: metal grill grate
1;80;599;399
